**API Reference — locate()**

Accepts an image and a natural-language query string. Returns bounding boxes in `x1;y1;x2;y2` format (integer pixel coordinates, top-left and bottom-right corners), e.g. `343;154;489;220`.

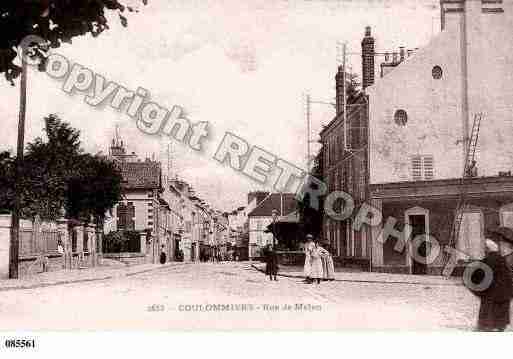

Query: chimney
335;65;344;114
361;26;375;89
399;47;405;62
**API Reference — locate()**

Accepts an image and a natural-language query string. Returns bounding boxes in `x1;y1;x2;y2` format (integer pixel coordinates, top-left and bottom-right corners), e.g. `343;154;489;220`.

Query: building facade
365;0;513;274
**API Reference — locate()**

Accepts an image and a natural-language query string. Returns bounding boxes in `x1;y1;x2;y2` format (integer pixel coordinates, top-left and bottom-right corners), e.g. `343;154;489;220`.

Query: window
394;109;408;126
72;229;77;253
432;65;443;80
83;229;89;252
411;155;434;180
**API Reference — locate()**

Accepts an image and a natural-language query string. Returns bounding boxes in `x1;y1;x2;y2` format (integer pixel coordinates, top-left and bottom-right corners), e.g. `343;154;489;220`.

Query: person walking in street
303;234;314;283
264;244;279;281
159;245;167;264
466;230;513;332
303;235;323;284
319;242;335;281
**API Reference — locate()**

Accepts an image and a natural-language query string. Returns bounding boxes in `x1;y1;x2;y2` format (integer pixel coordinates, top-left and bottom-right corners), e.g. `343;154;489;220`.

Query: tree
298;149;324;238
0;114;123;225
345;72;360;103
0;0;148;84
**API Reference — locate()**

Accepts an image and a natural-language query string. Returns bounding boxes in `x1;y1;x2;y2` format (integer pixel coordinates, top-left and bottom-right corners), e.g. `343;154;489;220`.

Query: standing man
265;244;279;281
467;228;513;332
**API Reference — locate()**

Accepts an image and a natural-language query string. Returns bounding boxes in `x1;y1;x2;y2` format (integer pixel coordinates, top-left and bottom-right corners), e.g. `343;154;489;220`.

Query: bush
103;230;141;253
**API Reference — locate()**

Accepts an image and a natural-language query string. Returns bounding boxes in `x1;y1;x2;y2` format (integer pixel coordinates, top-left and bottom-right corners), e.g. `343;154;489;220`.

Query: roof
276;210;300;224
247;193;297;217
118;161;161;190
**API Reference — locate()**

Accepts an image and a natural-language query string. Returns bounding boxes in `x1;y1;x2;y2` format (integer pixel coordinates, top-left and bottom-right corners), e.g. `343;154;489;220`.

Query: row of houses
319;0;513;275
103;137;229;264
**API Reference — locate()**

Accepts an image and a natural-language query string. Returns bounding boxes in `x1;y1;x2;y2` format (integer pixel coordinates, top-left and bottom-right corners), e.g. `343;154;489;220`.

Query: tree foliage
0;0;147;84
0;114;123;224
298;149;324;238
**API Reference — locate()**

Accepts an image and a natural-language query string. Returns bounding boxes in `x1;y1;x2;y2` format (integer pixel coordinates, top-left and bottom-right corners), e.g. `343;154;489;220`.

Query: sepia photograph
1;1;513;354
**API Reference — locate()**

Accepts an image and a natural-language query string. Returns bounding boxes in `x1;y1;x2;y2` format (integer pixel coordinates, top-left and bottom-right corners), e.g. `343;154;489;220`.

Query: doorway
409;214;427;275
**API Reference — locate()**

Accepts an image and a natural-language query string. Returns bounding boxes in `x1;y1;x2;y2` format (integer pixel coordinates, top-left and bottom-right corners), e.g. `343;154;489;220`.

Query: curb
0;262;184;292
250;264;462;287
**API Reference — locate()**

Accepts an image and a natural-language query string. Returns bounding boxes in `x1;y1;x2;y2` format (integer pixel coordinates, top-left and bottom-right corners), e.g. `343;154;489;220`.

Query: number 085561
4;339;36;349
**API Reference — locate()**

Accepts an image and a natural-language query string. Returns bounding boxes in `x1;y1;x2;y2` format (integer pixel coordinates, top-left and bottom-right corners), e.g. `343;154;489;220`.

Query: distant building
247;192;297;259
104;138;165;264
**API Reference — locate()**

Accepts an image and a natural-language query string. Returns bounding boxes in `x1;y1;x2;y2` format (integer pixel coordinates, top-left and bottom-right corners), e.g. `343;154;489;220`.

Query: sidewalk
251;263;463;286
0;260;187;292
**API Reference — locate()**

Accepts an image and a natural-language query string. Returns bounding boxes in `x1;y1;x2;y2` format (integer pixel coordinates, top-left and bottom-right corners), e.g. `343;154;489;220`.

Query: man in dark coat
264;244;279;281
467;230;513;332
159;245;167;264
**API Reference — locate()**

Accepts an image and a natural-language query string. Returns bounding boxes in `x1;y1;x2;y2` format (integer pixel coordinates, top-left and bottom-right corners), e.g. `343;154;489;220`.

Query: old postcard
1;0;513;343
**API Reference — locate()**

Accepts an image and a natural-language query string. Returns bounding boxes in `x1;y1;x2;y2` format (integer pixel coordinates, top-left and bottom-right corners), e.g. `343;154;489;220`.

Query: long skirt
310;256;323;279
321;255;335;280
304;255;312;278
478;298;511;330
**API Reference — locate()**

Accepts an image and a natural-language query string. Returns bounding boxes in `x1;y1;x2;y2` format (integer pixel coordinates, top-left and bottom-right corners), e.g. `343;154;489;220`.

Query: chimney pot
384;52;390;62
400;47;405;61
365;26;371;37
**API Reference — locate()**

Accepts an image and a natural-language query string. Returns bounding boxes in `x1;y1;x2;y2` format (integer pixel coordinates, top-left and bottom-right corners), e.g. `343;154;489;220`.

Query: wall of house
368;2;513;184
373;196;506;274
104;189;158;234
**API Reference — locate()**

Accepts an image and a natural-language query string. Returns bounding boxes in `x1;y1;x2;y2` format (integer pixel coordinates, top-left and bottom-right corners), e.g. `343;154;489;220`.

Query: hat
488;226;513;244
485;239;499;252
306;234;314;240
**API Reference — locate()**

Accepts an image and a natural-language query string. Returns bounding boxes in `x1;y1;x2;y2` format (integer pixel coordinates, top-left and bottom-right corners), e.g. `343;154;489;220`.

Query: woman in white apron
303;234;314;283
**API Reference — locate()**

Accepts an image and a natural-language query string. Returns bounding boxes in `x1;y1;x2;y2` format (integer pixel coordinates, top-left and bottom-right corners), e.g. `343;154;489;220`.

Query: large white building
369;0;513;184
365;0;513;274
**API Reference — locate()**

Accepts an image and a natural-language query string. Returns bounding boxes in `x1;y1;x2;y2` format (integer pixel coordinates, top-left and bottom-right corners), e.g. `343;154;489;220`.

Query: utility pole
9;46;28;279
306;93;311;172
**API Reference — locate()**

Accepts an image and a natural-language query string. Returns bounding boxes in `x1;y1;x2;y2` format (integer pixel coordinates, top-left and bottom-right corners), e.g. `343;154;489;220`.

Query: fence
19;228;61;257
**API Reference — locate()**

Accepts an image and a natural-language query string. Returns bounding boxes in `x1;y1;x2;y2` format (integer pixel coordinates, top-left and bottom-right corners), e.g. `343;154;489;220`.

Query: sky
0;0;440;212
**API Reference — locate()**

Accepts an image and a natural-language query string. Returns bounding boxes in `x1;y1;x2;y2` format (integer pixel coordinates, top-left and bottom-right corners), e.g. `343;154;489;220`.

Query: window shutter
411;155;434;180
411;156;423;181
423;155;434;180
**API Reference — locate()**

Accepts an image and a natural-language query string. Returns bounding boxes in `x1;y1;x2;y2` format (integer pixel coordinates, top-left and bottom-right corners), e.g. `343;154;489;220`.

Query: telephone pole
9;45;28;279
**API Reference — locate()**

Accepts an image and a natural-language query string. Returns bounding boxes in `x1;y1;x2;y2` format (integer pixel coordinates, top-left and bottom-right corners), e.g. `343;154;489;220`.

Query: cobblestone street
0;262;499;331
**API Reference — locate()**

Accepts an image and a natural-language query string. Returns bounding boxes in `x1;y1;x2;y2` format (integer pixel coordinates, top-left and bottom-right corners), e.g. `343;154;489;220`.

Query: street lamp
271;209;279;249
